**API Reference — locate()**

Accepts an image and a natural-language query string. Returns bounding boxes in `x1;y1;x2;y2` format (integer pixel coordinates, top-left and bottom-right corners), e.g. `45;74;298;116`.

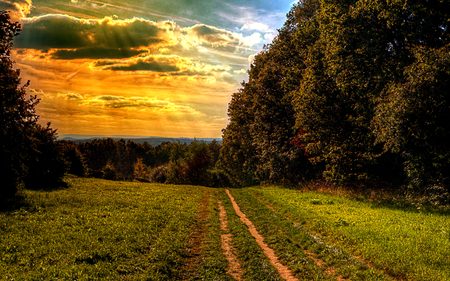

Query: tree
374;46;450;191
1;11;37;199
219;1;318;187
1;11;66;198
221;0;450;191
292;0;450;185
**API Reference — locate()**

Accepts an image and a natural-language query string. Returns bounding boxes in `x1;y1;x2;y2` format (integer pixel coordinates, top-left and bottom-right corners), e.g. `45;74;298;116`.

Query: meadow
2;177;450;280
0;176;207;280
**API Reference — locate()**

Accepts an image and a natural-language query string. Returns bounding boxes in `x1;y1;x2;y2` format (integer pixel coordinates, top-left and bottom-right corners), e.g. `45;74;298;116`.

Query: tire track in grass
181;188;209;280
225;189;298;281
252;194;345;281
251;190;395;281
218;200;244;280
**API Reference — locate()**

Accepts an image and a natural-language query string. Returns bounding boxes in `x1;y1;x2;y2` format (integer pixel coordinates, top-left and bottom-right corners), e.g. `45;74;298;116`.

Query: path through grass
2;178;449;280
243;186;450;281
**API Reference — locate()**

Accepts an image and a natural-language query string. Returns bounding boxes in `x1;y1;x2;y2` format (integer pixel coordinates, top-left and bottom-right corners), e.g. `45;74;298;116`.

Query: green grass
3;177;449;280
0;176;205;280
228;188;389;280
194;189;233;281
218;189;284;280
244;186;450;281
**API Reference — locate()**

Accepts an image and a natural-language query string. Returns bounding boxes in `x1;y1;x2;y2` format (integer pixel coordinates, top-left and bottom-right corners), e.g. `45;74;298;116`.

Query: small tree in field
134;158;148;181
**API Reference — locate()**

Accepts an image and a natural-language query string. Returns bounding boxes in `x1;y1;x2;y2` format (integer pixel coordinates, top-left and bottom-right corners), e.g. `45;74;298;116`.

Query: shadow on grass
286;179;450;216
0;193;30;213
0;180;69;213
25;179;70;192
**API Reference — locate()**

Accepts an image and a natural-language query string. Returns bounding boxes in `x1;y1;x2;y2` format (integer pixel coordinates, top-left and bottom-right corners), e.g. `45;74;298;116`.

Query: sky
2;0;296;138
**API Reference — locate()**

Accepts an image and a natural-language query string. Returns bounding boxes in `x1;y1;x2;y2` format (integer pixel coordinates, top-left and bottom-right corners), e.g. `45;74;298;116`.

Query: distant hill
58;134;222;146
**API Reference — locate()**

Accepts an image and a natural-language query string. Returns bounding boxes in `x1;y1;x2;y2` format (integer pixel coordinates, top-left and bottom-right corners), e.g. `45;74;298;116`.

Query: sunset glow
2;0;295;138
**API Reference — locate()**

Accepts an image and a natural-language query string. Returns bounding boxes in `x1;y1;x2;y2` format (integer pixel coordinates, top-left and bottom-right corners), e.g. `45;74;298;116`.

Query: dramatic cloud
82;95;201;114
101;59;180;72
0;0;32;21
8;0;296;137
183;24;239;47
51;47;146;60
241;21;273;33
14;15;166;49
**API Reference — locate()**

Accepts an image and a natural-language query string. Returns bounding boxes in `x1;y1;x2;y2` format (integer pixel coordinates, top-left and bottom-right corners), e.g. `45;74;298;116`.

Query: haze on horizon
1;0;296;138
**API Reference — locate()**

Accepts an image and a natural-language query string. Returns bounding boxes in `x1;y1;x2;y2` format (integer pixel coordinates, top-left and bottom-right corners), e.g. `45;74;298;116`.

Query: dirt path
181;190;209;280
218;200;244;280
225;189;298;281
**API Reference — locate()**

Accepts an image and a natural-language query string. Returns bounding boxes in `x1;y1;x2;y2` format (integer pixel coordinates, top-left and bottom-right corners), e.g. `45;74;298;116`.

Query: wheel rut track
218;199;244;280
181;189;210;280
225;189;298;281
251;192;402;281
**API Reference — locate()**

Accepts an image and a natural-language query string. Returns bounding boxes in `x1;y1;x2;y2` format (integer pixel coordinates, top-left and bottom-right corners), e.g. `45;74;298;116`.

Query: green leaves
222;0;450;189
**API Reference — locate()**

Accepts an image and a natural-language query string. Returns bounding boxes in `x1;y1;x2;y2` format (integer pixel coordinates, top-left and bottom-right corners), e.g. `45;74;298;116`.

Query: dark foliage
1;11;66;200
220;0;450;194
67;137;224;187
24;123;67;190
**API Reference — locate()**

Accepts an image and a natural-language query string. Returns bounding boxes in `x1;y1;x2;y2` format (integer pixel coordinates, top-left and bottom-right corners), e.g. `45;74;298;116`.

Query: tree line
1;11;224;204
3;0;450;203
58;138;224;187
219;0;450;195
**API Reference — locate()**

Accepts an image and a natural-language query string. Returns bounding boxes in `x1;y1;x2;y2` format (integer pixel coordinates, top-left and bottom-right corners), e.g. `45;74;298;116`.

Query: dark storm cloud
187;24;238;46
14;14;165;50
106;61;179;72
52;47;146;59
97;57;180;72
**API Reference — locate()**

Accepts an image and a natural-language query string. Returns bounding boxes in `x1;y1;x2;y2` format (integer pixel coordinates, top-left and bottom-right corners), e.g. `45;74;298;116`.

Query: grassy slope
228;188;389;281
3;177;449;280
243;186;450;281
218;189;283;280
0;176;205;280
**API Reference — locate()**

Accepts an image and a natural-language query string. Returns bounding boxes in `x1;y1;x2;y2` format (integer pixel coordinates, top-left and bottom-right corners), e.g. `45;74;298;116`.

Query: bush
102;161;117;180
149;165;171;183
24;123;68;189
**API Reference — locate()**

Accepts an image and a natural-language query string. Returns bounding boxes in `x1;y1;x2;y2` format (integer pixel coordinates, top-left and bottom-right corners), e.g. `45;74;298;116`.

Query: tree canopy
1;11;66;202
220;0;450;191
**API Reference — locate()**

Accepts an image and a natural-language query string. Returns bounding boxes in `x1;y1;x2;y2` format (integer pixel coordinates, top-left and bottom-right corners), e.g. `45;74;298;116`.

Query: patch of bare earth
225;189;298;281
218;200;244;280
181;190;209;280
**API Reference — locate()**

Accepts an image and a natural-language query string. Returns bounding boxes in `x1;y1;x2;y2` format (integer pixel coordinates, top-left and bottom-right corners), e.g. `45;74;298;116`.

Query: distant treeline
58;138;226;187
60;136;221;146
219;0;450;196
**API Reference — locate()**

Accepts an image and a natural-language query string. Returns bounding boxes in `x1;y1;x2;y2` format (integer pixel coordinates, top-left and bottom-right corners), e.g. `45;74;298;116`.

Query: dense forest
58;138;224;187
219;0;450;195
2;0;450;203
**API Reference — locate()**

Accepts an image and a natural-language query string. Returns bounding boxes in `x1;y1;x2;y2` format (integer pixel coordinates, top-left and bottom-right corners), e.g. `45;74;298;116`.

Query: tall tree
1;11;37;199
219;1;318;186
1;11;66;198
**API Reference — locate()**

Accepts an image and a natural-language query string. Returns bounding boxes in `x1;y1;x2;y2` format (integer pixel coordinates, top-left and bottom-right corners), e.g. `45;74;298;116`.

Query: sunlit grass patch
247;186;450;281
0;176;205;280
229;188;388;280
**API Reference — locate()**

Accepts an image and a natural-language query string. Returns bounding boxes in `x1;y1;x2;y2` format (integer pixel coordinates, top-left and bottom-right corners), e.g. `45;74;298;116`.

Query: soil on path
218;200;244;280
225;189;298;281
181;190;210;280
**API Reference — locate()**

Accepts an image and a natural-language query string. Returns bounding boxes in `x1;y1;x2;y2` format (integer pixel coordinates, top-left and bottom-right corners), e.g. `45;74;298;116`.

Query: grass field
2;177;450;280
1;176;207;280
239;186;450;281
